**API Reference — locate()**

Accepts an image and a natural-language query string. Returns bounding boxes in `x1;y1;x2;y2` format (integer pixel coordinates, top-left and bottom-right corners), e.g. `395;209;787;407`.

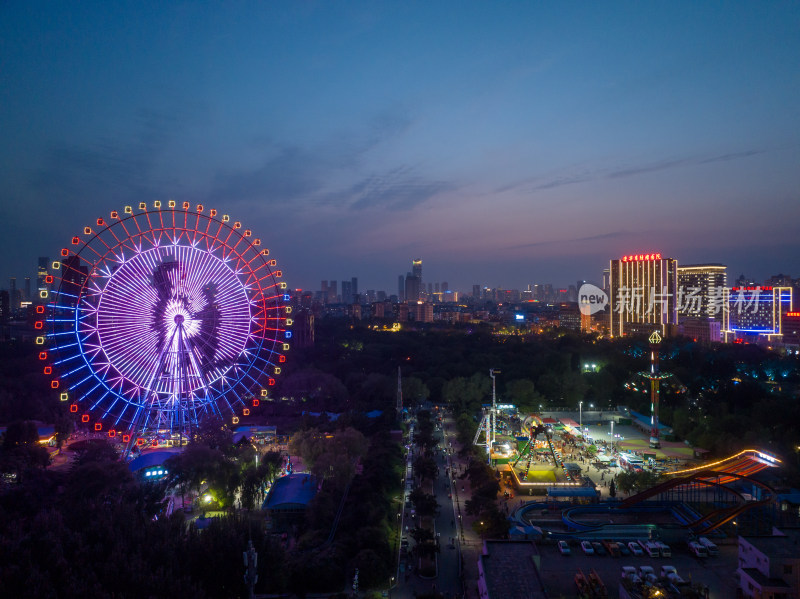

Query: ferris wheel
43;201;290;444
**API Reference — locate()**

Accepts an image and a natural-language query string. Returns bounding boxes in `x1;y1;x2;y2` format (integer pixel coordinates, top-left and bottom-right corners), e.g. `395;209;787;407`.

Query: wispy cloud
607;149;763;179
322;165;452;211
508;230;629;250
496;148;764;195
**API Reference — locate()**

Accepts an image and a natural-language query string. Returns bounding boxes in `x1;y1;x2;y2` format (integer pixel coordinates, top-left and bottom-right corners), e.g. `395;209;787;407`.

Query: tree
409;488;439;518
413;454;438;483
608;478;617;498
505;379;544;413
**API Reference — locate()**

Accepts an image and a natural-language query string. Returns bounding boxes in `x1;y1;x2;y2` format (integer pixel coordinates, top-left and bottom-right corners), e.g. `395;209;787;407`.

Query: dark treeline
1;320;799;597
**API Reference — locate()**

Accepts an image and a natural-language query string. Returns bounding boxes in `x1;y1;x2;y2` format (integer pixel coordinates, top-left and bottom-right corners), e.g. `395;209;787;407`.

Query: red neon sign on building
621;253;663;262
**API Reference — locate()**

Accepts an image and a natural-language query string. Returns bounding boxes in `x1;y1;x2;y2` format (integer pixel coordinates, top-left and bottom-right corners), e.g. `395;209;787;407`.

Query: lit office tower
412;259;422;284
37;257;49;296
677;264;727;319
724;286;792;343
609;252;678;338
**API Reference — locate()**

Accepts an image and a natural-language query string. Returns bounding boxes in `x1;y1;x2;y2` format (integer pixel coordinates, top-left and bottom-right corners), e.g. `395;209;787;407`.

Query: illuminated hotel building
677;263;727;319
723;286;792;343
609;253;678;338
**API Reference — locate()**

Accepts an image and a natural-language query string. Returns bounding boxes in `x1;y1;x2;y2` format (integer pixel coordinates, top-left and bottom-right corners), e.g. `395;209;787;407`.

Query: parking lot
536;539;739;599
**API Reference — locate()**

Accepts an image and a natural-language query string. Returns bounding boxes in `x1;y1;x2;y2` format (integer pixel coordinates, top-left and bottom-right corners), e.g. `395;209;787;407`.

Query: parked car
698;537;719;556
628;542;644;556
656;541;672;557
591;541;607;556
602;540;621;557
688;541;708;558
618;543;631;556
638;565;657;583
581;541;595;555
620;566;641;582
557;541;571;555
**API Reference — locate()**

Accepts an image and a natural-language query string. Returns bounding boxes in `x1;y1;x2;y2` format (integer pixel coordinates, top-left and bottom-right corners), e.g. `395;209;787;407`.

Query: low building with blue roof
128;450;177;481
263;472;317;528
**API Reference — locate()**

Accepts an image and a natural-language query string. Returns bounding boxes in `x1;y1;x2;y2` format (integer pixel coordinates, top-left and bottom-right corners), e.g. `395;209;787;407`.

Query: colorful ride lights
621;253;663;262
45;203;290;440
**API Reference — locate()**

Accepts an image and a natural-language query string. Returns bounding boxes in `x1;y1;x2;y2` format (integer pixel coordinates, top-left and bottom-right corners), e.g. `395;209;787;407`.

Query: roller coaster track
618;468;776;534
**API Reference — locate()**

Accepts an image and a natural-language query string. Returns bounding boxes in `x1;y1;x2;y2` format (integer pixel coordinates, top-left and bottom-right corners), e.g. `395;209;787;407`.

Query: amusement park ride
43;203;291;454
473;368;500;453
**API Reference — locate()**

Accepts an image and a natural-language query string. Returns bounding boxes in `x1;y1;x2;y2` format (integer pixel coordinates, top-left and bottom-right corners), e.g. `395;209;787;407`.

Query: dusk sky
1;2;799;293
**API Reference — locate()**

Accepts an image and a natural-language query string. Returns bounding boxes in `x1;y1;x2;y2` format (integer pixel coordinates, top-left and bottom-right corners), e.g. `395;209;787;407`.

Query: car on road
581;541;594;555
628;541;644;556
557;541;571;555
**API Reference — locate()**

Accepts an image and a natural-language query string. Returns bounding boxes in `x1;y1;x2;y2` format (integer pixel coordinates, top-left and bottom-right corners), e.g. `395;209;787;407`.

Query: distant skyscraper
441;282;448;294
351;277;358;299
37;257;49;296
61;256;89;308
405;274;420;303
472;285;481;299
329;280;338;302
412;259;422;284
0;289;8;327
24;277;31;302
398;275;405;301
677;264;727;320
9;277;17;311
341;280;353;304
609;252;678;337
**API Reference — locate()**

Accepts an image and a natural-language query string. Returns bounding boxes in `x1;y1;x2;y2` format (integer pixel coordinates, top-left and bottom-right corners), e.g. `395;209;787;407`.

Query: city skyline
1;3;799;292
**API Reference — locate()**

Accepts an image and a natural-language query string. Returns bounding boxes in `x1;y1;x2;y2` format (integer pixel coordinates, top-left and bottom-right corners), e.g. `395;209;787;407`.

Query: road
391;414;470;599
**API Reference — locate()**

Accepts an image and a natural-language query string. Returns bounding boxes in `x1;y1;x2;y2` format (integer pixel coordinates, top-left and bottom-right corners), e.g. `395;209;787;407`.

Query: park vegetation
1;316;799;596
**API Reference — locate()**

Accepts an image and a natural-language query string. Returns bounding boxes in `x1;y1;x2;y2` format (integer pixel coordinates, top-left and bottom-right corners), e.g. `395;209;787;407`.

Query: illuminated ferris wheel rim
44;201;291;438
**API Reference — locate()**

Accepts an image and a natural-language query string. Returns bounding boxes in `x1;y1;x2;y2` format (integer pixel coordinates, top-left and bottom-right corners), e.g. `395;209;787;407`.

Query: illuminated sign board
786;312;800;317
621;253;662;262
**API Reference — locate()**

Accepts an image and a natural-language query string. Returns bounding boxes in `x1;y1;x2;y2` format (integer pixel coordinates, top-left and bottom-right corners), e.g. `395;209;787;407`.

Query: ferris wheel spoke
47;204;288;441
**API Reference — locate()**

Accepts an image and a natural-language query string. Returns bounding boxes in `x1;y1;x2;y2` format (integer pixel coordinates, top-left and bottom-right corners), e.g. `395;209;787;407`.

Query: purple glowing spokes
86;244;251;405
48;206;288;435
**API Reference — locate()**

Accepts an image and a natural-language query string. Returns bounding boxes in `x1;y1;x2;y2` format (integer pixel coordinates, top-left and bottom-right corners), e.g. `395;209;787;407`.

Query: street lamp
579;401;583;430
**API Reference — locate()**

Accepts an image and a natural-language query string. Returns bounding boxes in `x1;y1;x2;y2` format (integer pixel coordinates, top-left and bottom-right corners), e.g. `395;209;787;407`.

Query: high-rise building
677;264;727;320
24;277;31;302
37;257;49;296
404;274;420;303
9;277;17;311
724;286;792;342
472;285;481;299
398;275;405;301
351;277;358;299
341;280;353;304
61;256;89;308
329;280;338;303
412;259;422;284
609;252;678;337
